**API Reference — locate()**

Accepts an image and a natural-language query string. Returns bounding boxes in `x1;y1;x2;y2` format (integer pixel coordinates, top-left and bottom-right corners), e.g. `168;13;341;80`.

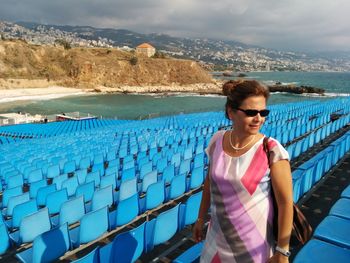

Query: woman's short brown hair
223;79;270;119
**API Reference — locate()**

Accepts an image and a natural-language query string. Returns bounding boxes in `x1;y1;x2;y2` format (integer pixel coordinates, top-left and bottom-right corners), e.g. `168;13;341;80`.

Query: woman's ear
227;107;235;121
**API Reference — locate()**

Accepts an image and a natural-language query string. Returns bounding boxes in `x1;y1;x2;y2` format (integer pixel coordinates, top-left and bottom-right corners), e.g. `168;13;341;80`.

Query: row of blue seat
294;185;350;262
5;191;202;262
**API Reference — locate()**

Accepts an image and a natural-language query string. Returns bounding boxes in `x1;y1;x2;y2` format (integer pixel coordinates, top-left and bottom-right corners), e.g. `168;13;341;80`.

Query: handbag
263;137;313;245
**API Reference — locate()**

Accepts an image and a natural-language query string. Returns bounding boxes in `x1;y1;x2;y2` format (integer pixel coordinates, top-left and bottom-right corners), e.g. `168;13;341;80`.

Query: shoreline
0;82;223;104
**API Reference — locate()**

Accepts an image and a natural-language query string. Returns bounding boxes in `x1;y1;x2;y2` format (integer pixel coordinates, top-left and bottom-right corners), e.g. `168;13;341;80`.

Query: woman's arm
193;169;211;242
269;159;293;262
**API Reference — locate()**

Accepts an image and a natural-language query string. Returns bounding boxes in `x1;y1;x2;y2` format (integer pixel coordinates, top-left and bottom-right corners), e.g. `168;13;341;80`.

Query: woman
193;80;293;263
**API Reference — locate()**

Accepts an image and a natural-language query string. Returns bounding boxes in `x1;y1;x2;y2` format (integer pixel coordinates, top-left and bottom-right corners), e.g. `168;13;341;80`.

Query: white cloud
0;0;349;51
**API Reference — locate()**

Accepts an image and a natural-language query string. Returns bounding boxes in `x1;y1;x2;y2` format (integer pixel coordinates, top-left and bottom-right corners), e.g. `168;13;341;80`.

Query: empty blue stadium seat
52;196;85;227
0;223;10;255
10;207;51;245
329;198;350;220
314;215;350;249
145;204;180;252
294;239;350;263
16;223;70;263
70;206;109;248
179;191;202;230
173;241;204;263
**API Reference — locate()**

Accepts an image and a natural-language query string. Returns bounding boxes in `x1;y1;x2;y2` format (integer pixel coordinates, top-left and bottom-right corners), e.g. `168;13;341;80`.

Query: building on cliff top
136;43;156;57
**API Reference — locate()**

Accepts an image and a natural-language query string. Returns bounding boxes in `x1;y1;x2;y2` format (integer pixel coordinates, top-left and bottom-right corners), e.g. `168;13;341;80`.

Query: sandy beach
0;77;223;104
0;86;88;104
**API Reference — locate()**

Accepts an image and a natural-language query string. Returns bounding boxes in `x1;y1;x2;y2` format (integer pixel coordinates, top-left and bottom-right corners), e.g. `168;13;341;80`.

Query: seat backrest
6;192;30;217
115;193;139;227
141;170;157;193
29;179;48;199
92;185;113;211
75;181;95;203
20;207;51;244
169;174;186;200
2;186;23;208
119;178;137;202
32;223;70;263
62;177;79;197
47;164;60;179
12;199;38;229
0;224;10;255
28;168;43;184
36;184;57;206
145;181;165;211
60;196;85;226
79;206;108;245
153;204;179;246
111;222;145;263
46;188;69;215
100;173;117;190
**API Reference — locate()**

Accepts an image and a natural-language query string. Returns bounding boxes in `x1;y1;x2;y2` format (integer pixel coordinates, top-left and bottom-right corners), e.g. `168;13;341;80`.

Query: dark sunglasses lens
260;110;270;117
244;110;259;117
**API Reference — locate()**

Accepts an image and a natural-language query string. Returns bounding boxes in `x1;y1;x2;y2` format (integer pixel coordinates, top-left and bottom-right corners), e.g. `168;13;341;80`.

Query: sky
0;0;349;52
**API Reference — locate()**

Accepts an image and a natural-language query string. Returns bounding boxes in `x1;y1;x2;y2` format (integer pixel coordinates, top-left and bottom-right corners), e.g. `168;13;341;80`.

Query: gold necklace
229;130;256;152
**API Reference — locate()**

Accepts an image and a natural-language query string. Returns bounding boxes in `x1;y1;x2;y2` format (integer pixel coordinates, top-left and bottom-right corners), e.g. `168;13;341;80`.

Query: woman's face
228;95;267;136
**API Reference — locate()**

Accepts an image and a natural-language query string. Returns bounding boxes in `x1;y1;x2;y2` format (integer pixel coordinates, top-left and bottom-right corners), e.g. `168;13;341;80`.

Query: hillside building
136;43;156;57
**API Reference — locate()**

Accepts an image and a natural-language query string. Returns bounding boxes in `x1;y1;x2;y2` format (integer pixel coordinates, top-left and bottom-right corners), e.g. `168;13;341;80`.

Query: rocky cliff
0;40;214;89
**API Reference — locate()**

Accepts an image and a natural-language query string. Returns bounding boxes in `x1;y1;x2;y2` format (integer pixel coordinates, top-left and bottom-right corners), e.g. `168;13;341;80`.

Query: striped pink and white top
201;130;289;263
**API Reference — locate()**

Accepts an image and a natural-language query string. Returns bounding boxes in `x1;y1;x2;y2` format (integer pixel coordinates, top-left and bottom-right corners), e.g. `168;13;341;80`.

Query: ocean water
0;72;349;120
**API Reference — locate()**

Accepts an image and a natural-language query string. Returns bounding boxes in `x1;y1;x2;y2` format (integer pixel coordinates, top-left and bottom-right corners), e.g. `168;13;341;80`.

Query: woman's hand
267;253;289;263
192;219;204;242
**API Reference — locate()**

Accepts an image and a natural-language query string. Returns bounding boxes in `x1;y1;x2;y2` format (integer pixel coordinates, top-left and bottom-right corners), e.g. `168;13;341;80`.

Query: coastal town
1;20;349;72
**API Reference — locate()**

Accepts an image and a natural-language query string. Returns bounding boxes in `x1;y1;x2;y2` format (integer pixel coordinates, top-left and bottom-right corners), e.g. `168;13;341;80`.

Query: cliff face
0;40;213;89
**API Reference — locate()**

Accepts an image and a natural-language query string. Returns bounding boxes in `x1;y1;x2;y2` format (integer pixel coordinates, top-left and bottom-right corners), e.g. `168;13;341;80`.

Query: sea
0;72;349;120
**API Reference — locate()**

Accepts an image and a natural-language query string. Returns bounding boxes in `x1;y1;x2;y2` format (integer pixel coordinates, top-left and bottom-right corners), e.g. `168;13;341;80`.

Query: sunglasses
235;107;270;117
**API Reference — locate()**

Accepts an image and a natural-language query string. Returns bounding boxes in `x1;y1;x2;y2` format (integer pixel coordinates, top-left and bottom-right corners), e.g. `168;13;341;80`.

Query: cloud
0;0;349;52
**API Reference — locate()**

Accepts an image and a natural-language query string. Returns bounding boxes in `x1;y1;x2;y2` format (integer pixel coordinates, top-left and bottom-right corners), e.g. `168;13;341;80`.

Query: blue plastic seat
103;222;145;263
70;206;109;248
79;157;91;170
114;193;139;228
341;184;350;199
140;170;158;193
145;204;180;252
139;162;153;180
294;239;350;263
75;181;95;203
329;198;350;220
7;173;24;189
179;191;202;230
1;186;23;208
187;166;204;191
140;181;165;213
91;185;114;212
16;221;67;262
92;163;105;177
52;174;69;190
27;168;44;184
7;199;38;229
63;160;76;174
85;171;101;188
16;223;70;263
72;246;99;263
62;177;79;197
173;241;204;263
52;196;85;227
179;159;191;176
29;179;47;199
45;188;69;215
162;164;175;184
36;184;57;206
3;192;30;218
156;158;168;174
118;178;137;202
166;174;186;201
10;207;51;245
314;215;350;249
47;164;60;179
76;169;88;185
0;223;10;255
